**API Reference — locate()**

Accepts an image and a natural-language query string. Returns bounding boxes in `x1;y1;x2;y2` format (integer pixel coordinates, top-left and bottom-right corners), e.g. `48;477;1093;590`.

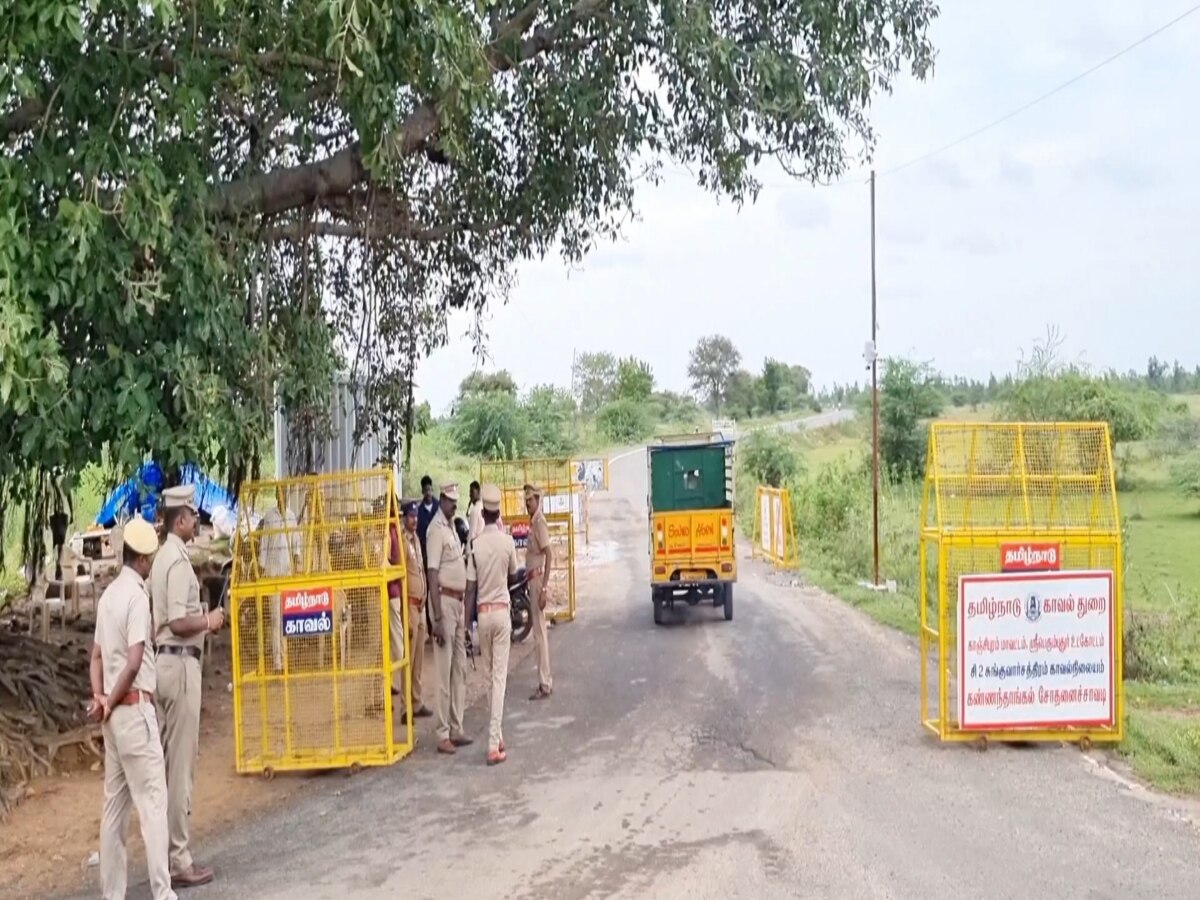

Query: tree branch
213;0;610;220
2;98;47;142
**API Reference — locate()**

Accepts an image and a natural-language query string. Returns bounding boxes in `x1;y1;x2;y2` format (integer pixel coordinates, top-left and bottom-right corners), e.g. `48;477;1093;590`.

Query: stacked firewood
0;625;101;817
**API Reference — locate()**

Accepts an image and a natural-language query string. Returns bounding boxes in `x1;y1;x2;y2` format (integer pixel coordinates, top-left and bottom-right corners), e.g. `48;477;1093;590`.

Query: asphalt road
77;446;1199;900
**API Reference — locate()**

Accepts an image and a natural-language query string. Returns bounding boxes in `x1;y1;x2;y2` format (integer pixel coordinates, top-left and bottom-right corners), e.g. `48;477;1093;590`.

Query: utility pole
870;169;881;588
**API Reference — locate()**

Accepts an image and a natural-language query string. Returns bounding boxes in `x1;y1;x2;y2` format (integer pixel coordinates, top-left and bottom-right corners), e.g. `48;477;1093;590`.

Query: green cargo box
648;439;735;512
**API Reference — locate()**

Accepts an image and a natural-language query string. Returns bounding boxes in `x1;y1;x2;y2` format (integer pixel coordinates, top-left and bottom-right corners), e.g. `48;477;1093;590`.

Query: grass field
751;398;1200;793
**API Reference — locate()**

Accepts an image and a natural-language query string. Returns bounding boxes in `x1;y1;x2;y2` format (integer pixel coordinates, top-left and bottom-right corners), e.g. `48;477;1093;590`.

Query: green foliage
523;385;579;457
615;356;654;402
739;430;804;488
723;369;758;420
879;358;943;480
3;0;939;573
457;370;518;401
1000;371;1165;444
1173;455;1200;506
596;399;651;444
572;351;618;414
452;391;527;459
648;390;704;426
687;335;741;412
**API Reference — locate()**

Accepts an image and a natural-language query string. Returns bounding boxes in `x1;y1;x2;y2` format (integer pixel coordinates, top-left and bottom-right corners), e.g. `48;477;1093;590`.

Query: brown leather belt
440;587;465;600
477;602;509;613
160;645;202;661
408;596;426;606
118;690;154;705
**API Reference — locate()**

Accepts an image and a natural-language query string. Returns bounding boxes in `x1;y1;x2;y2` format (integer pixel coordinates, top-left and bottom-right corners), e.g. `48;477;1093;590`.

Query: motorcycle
509;568;534;644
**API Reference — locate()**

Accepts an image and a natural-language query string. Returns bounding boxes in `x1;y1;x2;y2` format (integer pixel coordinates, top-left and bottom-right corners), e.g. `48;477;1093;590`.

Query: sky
414;1;1200;415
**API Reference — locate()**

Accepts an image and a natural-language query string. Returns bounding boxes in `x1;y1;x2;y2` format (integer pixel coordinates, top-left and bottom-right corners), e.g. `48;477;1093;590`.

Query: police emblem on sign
1025;592;1042;623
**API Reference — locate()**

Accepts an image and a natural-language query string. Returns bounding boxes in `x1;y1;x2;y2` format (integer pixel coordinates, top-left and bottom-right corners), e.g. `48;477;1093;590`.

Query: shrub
453;392;527;459
739;430;804;488
596;399;652;444
523;385;579;457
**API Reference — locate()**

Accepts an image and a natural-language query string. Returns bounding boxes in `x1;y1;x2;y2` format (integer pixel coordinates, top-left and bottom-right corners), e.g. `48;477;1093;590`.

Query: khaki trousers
155;653;201;877
101;702;177;900
408;601;427;709
529;577;553;690
477;608;511;752
388;595;405;692
432;594;467;742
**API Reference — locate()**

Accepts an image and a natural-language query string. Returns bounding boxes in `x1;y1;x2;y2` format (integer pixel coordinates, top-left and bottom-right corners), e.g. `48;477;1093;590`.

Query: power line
881;2;1200;177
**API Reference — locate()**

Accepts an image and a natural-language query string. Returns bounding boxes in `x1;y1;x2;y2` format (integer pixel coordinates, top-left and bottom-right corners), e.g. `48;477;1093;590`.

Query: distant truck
646;434;737;625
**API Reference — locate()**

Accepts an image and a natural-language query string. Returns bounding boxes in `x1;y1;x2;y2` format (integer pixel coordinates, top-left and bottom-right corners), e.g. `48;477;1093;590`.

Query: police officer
524;484;554;700
466;481;483;546
425;483;473;754
465;484;519;765
401;501;432;722
150;485;223;889
89;516;177;900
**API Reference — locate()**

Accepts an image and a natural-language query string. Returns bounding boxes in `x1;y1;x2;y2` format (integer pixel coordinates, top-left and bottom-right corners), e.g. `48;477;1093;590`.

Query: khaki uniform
403;529;428;709
149;532;203;879
467;500;484;547
95;566;177;900
468;523;518;752
525;507;554;691
426;511;468;742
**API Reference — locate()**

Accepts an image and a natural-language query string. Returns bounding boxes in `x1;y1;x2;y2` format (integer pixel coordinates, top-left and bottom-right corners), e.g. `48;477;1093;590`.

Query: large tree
688;335;742;412
2;0;937;559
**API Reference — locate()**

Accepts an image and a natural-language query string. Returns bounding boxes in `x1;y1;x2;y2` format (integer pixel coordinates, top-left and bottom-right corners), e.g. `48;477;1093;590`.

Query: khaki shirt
94;566;156;695
525;509;552;571
425;512;467;594
468;524;518;606
404;529;427;603
467;501;484;546
150;533;203;649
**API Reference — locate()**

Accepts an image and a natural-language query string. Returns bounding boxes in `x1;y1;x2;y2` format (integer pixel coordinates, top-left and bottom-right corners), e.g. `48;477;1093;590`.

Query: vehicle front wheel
722;584;733;621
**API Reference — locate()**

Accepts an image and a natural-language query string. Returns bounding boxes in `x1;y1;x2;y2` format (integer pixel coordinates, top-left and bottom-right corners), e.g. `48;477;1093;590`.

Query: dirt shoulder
1;626;539;899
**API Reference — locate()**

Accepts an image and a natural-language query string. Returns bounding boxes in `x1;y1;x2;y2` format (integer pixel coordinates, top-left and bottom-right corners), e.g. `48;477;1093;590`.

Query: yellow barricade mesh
481;457;576;492
919;422;1123;746
229;469;412;775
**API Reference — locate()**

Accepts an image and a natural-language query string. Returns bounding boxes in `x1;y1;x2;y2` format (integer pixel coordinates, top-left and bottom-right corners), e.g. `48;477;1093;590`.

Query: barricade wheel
262;767;275;782
975;736;988;753
1079;736;1092;752
349;761;363;777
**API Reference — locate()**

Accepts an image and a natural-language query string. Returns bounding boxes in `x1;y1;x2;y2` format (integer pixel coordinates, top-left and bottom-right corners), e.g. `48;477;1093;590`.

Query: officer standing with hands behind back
90;516;177;900
150;485;223;890
465;484;520;765
524;483;554;701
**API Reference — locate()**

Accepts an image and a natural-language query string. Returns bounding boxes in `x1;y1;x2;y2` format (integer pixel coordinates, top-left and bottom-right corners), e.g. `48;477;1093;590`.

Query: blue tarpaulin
95;462;237;527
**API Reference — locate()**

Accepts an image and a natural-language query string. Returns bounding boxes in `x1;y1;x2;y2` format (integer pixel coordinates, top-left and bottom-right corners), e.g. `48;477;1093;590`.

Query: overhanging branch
213;0;610;220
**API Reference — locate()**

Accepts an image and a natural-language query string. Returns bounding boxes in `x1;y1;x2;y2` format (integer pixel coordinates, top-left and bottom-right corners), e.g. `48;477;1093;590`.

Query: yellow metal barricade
481;457;575;493
919;422;1124;747
229;469;413;776
503;510;577;623
752;485;797;569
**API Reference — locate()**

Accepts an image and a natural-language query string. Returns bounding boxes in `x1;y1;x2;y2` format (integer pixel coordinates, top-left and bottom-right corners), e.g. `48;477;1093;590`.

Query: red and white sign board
1000;542;1061;572
958;570;1115;731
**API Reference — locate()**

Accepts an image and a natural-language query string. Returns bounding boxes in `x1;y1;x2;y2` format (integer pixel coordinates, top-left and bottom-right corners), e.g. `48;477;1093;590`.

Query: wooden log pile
0;626;101;817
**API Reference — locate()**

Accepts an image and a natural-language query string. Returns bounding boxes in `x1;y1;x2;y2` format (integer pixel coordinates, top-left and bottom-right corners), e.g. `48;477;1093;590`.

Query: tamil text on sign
958;570;1114;730
281;585;334;638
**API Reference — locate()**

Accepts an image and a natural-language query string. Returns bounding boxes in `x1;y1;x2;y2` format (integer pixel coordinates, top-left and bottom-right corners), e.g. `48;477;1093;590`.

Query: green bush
523;385;579;457
739;430;804;488
453;392;527;459
879;358;943;480
596;399;652;444
1000;371;1165;443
